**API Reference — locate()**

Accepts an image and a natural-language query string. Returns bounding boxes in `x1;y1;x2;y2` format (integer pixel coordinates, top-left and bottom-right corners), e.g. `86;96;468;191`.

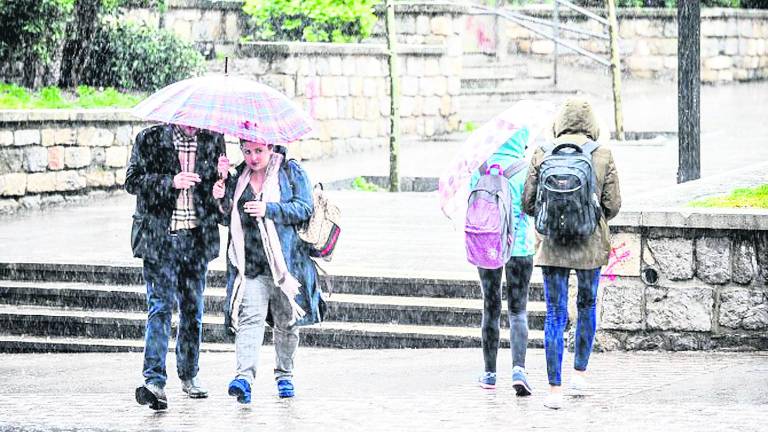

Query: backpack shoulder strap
581;140;600;155
477;162;488;175
503;159;528;178
541;142;555;156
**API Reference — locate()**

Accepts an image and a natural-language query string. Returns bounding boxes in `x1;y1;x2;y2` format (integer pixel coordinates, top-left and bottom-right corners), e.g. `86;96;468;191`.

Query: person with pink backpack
465;126;535;396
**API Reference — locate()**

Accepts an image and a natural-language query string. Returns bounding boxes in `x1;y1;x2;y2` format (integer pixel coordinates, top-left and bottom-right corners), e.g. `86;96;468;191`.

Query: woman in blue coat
213;140;324;404
469;127;535;395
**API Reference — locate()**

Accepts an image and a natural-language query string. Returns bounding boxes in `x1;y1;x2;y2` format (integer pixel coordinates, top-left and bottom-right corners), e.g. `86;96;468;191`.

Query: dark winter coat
125;124;226;263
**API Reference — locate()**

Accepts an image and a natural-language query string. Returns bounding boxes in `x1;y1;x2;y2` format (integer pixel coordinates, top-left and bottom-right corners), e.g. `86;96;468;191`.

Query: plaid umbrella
131;75;313;144
438;100;555;226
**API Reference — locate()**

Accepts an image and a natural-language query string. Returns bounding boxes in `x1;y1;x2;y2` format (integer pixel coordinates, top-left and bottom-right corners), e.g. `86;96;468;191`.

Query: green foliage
242;0;379;43
689;184;768;208
464;121;478;133
0;0;74;86
82;21;205;91
0;82;142;109
352;176;382;192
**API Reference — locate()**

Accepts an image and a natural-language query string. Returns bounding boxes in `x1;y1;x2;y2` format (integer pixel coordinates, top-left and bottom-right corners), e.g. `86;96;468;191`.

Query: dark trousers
142;229;208;387
541;266;601;386
477;255;534;373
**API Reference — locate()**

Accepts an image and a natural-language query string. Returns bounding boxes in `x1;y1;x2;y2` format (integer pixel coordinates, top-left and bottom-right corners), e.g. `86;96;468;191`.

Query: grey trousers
235;275;299;384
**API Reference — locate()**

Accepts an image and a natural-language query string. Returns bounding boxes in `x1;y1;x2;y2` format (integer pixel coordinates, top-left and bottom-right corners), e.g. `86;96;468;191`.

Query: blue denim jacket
469;127;535;257
222;160;324;328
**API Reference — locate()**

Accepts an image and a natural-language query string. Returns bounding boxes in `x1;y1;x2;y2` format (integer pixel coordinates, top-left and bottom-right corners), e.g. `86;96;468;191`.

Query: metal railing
467;0;612;83
466;0;624;140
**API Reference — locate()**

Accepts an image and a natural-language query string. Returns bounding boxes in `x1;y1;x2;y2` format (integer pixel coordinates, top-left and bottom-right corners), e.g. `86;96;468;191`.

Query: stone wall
122;1;469;58
600;209;768;350
0;111;149;214
499;7;768;83
121;2;466;157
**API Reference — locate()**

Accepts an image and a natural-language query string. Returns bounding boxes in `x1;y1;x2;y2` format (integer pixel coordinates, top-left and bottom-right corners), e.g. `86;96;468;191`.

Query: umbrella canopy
438;100;555;225
131;75;313;144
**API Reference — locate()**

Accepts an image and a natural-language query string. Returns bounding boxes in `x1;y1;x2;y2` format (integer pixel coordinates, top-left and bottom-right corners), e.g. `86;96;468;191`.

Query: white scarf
227;153;305;332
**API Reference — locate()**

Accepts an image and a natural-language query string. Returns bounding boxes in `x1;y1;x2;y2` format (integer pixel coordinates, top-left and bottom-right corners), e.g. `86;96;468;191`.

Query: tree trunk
677;0;701;183
60;0;101;88
385;0;401;193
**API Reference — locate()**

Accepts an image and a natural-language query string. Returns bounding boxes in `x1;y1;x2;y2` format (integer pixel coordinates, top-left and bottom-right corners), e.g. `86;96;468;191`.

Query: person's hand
173;172;201;190
212;179;225;199
217;155;230;180
243;200;267;218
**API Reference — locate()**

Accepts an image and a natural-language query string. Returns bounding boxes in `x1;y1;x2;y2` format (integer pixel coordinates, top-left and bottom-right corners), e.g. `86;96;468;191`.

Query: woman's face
241;141;272;172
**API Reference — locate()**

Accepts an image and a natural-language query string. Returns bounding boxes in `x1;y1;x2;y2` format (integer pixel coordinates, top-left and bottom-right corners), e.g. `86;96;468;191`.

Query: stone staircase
459;53;581;126
0;263;549;352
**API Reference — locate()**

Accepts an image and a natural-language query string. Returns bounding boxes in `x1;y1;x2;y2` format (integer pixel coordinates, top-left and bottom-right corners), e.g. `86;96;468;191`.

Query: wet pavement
0;349;766;431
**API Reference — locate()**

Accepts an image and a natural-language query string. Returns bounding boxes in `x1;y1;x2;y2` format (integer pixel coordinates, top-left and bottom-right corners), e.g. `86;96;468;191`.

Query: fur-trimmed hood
552;97;600;141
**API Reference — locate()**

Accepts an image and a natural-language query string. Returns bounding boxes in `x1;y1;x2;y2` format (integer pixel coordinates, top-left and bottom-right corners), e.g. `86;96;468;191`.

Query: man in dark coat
126;123;226;411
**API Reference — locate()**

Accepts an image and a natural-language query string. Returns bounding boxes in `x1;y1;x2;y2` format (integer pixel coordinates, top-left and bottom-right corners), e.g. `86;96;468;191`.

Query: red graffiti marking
602;242;631;282
466;16;495;52
304;79;319;120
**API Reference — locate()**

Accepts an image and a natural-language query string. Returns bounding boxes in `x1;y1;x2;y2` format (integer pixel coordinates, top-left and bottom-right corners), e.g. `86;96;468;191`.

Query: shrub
0;0;74;87
242;0;379;43
81;21;205;91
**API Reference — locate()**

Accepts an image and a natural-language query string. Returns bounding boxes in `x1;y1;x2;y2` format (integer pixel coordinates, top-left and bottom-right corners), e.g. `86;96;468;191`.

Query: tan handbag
298;183;340;261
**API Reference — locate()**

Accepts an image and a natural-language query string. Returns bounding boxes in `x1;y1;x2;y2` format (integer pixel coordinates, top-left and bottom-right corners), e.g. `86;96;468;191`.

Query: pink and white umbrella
438;100;555;225
131;75;313;144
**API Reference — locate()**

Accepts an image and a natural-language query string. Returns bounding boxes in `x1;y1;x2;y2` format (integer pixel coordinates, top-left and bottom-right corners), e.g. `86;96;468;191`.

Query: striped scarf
171;126;199;231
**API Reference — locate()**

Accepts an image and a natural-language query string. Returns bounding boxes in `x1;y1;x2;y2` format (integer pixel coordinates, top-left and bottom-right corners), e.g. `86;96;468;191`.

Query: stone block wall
122;1;469;59
499;7;768;83
122;2;465;158
0;111;150;214
599;210;768;350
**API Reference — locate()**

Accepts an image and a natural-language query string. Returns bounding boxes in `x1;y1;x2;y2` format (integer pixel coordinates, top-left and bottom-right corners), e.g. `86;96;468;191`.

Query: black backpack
534;141;602;244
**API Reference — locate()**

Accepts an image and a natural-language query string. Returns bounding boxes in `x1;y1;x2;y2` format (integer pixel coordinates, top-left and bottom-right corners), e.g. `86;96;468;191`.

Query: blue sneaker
277;379;294;398
512;366;532;396
478;372;496;389
228;378;251;404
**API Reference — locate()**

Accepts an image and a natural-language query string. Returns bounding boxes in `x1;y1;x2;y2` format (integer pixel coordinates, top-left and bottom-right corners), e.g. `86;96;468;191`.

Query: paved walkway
0;349;766;431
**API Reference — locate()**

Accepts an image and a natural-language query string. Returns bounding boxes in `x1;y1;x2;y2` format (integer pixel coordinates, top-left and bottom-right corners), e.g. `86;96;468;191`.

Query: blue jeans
542;266;601;386
142;230;208;387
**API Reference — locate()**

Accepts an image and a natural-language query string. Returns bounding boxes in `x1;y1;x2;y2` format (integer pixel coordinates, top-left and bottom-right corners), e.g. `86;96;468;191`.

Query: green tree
242;0;380;43
0;0;74;87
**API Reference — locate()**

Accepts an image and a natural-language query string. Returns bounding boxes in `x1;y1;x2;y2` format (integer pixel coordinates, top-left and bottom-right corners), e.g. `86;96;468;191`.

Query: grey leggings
477;255;534;373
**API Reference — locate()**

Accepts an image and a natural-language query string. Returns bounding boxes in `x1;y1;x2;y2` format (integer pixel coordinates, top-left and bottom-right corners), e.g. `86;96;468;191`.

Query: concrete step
461;76;553;91
0;281;547;329
0;262;546;300
0;335;234;353
0;305;545;350
458;87;581;124
462;53;533;69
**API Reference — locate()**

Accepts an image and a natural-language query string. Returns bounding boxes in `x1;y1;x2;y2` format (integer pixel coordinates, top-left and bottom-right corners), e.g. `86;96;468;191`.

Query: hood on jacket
552;98;600;141
491;126;529;161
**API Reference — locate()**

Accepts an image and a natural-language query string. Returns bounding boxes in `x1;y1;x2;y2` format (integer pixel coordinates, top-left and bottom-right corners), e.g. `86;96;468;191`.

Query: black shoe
136;383;168;411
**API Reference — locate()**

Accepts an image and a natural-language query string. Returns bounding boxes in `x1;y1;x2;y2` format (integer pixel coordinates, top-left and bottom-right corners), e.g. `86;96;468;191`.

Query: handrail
491;9;609;41
467;4;611;67
557;0;609;26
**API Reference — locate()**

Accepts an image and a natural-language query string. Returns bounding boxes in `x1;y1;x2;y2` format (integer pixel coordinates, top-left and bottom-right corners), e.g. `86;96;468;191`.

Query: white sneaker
543;392;563;410
567;374;591;396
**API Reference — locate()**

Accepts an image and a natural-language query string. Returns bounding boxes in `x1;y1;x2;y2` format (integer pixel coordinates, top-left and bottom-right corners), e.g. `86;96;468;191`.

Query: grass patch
689;184;768;208
0;83;143;109
351;176;381;192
